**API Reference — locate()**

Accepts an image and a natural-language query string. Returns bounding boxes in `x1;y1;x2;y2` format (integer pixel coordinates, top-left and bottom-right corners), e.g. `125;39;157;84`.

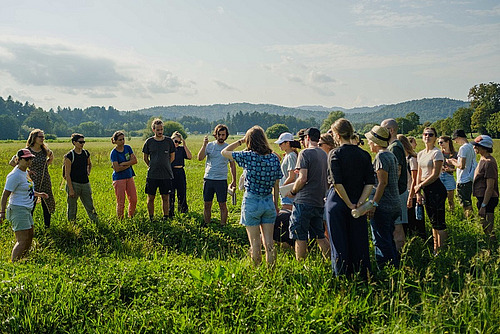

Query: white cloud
213;80;240;92
467;5;500;16
217;6;225;15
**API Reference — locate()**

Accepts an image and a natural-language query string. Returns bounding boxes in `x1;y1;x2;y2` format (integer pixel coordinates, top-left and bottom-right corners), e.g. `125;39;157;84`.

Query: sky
0;0;499;111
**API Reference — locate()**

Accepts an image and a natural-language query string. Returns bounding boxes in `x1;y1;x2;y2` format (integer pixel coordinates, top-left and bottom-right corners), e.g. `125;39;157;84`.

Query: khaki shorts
6;205;34;231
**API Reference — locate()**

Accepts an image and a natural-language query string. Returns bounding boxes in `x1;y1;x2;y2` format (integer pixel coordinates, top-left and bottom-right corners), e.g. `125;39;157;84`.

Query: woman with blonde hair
169;131;192;216
10;129;55;228
110;131;138;218
222;126;282;266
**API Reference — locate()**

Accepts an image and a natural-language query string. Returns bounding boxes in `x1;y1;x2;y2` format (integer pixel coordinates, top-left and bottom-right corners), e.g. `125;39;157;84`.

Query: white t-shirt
456;142;477;184
279;151;297;187
4;166;35;208
417;148;444;181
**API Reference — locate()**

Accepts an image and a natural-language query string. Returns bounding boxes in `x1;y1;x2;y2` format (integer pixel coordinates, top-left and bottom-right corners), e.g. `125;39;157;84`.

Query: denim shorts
240;192;276;226
439;172;456;191
280;195;293;206
6;205;34;231
289;203;325;241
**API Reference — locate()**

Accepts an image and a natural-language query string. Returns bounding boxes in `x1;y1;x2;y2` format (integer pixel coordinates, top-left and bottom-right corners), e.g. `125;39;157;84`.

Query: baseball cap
274;132;294;144
17;148;35;159
472;135;493;151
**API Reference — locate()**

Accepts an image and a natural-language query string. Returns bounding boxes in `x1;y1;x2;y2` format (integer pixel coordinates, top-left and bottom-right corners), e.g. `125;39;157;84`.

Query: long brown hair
331;118;354;140
438;135;456;156
26;129;48;156
397;134;417;158
245;126;272;155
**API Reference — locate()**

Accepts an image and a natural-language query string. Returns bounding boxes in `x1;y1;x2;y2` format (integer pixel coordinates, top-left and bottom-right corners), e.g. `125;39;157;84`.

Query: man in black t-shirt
142;119;176;220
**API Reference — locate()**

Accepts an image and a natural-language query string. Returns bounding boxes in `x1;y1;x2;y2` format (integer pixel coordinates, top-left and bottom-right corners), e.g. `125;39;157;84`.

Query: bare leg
447;190;455;210
203;201;212;225
245;225;262;265
432;229;438;254
147;194;155;217
464;206;473;219
295;240;308;261
434;229;447;253
161;194;170;217
316;238;331;260
219;202;228;226
482;213;495;236
260;223;276;265
393;224;406;252
12;228;34;262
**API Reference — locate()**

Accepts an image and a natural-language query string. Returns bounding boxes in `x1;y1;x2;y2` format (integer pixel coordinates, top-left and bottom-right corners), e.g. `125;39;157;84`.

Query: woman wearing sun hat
472;135;497;238
0;149;48;262
414;127;448;254
365;125;401;268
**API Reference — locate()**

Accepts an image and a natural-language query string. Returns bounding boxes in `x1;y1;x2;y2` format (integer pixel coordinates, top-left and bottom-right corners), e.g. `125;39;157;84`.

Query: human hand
39;192;49;199
479;206;486;218
407;197;413;208
69;189;76;198
203;136;209;145
366;207;376;219
416;193;423;205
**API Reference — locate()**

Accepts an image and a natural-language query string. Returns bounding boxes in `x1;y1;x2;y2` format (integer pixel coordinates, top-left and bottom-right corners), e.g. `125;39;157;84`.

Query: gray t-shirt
373;150;400;213
204;141;230;180
388;139;407;194
142;136;175;179
294;147;327;207
280;151;297;187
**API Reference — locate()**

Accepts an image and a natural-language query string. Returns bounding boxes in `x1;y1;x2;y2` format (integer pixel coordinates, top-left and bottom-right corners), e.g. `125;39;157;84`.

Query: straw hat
365;125;390;148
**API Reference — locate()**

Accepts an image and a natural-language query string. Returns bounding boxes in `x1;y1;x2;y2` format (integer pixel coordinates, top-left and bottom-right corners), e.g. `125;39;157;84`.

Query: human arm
283;169;296;185
182;139;192;160
415;160;443;192
287;168;307;197
197;136;209;161
0;190;11;222
273;179;280;213
333;183;355;210
170;152;175;163
448;156;465;170
64;158;76;198
47;149;54;165
35;191;48;199
367;169;388;218
143;153;150;167
407;169;418;208
87;156;92;175
479;178;496;217
8;155;17;167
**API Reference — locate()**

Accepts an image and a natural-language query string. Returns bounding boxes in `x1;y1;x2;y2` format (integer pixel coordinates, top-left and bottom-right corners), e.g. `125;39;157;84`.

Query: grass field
0;135;499;333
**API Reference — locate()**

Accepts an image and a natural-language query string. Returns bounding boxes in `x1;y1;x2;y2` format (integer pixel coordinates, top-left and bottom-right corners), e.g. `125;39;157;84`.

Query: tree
0;115;19;139
452;107;473;136
266;124;289;139
320;111;345;133
471;106;489;134
23;109;53;134
468;82;500;113
431;117;454;136
75;121;105;137
405;112;420;127
163;121;187;139
486;112;500;138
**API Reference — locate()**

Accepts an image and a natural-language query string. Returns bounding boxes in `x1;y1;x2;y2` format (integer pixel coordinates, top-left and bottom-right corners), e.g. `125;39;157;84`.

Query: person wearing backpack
64;133;98;222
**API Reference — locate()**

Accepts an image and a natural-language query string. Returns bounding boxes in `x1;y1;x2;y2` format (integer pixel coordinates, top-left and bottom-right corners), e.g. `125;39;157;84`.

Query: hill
344;98;468;125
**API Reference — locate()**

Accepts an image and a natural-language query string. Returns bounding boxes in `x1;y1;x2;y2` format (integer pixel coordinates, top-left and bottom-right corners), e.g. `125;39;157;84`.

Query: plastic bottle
415;203;424;221
351;201;374;218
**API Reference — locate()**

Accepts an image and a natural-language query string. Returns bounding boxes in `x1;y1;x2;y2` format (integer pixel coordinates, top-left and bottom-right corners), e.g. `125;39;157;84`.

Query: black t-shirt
171;146;188;167
328;144;375;204
66;150;90;184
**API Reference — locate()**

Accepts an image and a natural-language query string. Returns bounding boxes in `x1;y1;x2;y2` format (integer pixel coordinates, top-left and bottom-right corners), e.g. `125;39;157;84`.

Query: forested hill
344;98;468;124
133;103;329;122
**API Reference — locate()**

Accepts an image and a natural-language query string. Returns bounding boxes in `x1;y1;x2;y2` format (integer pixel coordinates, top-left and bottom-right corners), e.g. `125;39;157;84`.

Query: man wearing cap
0;149;48;261
381;119;407;252
448;130;477;218
287;127;330;261
471;135;497;238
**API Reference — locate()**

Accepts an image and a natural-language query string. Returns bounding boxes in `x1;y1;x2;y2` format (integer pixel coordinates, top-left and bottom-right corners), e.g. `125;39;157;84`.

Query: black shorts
145;178;173;195
203;179;227;203
476;197;499;214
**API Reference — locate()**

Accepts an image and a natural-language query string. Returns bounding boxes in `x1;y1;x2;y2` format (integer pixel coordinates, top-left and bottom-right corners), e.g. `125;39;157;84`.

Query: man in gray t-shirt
287;127;330;261
142;119;175;220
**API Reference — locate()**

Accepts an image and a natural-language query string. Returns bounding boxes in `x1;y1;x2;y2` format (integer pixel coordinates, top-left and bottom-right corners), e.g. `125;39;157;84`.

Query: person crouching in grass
1;149;48;262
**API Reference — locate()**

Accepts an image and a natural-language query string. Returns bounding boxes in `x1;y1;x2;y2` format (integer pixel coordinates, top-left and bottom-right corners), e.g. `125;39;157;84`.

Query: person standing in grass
327;119;375;277
287;127;331;261
142;119;176;220
275;132;299;211
398;134;426;240
1;149;48;262
197;124;236;226
169;131;192;217
448;129;477;219
222;126;282;266
110;131;137;219
472;135;498;239
438;136;457;211
9;129;56;228
64;133;99;223
415;127;448;254
365;125;400;268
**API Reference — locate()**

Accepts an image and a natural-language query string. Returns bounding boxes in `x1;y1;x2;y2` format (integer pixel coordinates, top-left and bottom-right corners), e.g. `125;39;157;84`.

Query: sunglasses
174;140;182;144
77;141;86;144
438;141;445;145
423;133;435;137
37;135;45;139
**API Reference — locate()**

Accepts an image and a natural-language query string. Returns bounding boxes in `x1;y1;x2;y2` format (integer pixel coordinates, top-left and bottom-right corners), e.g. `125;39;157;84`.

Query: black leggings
404;197;427;240
31;198;51;228
423;179;447;230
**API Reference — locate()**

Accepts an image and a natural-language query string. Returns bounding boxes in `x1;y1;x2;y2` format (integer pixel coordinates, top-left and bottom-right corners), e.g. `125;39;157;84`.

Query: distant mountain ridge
131;98;467;123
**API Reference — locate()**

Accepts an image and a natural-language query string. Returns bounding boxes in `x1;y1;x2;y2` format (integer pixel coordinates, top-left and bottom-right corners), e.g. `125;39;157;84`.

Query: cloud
217;6;225;15
287;75;303;83
213;80;240;92
467;5;500;16
0;40;127;88
310;71;336;84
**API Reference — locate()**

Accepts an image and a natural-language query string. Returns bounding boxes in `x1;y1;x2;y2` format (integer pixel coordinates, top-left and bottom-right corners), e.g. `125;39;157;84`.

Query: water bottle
351;201;374;218
415;203;424;221
228;186;237;205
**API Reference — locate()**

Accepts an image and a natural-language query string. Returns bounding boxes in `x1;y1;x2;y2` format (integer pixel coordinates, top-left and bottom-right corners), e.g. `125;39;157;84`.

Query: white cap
274;132;294;144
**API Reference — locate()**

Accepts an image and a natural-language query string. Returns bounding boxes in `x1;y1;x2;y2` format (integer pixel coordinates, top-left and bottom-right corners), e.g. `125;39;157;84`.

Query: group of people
0;119;497;273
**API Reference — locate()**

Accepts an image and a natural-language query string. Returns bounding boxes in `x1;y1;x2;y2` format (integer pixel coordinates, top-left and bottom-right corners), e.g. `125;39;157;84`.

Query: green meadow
0;136;499;333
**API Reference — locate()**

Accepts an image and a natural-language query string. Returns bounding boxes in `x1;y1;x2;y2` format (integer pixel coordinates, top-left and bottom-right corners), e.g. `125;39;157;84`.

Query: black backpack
62;149;89;179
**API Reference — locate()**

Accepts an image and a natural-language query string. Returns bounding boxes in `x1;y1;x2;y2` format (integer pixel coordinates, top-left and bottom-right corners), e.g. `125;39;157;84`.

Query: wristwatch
290;190;297;196
371;200;379;207
481;203;487;208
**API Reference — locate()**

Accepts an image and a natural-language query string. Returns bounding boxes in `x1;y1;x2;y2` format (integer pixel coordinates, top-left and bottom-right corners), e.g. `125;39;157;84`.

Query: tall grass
0;136;498;332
